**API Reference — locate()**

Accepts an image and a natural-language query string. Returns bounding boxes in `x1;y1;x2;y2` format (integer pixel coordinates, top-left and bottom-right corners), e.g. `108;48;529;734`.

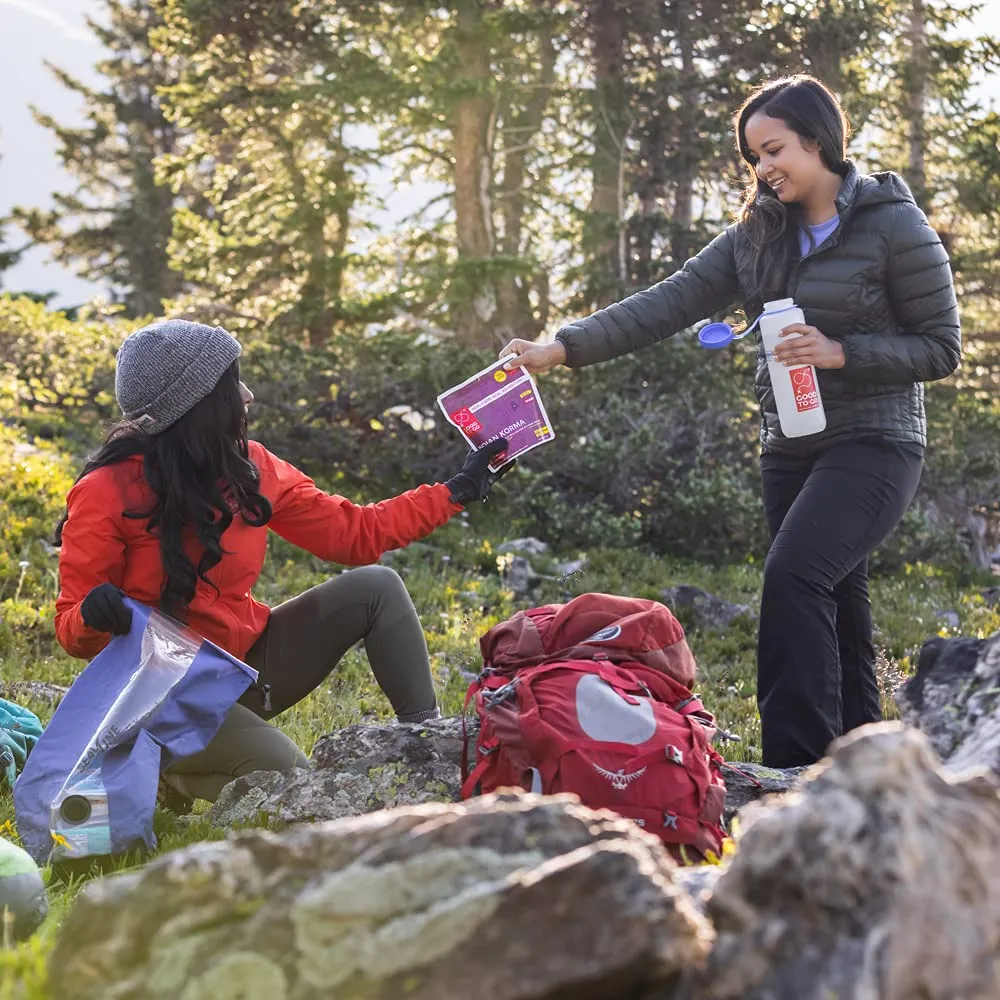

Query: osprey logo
593;762;647;790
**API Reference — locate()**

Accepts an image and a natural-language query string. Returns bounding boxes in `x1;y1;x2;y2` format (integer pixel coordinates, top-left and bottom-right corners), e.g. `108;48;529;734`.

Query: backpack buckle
483;678;519;707
665;745;684;766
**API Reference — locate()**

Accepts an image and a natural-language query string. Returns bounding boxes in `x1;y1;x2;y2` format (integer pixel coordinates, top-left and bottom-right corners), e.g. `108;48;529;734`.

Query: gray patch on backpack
575;673;656;745
586;624;622;642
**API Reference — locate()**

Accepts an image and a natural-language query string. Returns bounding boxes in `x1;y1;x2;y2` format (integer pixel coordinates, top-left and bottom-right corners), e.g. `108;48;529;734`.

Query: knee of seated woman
346;563;411;598
244;727;309;774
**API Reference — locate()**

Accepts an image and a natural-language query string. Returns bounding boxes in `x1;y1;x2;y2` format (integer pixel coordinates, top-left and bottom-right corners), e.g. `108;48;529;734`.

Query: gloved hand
445;438;515;505
80;583;133;635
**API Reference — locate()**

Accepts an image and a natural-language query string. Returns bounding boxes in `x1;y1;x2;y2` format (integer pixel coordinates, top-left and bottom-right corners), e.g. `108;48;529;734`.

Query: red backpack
461;593;728;862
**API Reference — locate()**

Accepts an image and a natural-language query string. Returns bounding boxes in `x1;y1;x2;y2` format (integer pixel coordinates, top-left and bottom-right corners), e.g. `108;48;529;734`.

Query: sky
1;0;999;307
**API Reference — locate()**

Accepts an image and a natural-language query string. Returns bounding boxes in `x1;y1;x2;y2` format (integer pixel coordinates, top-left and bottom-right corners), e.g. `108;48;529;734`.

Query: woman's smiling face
743;112;826;205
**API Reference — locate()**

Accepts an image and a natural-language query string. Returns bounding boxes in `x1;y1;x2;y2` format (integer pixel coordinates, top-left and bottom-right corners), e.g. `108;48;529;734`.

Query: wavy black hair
55;361;272;619
734;75;851;310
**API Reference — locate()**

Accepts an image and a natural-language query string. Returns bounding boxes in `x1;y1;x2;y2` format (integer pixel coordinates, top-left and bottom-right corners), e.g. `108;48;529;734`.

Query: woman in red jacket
54;319;508;809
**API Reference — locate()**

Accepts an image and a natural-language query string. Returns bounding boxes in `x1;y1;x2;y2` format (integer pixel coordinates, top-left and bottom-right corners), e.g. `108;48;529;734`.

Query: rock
895;631;1000;773
497;537;550;556
50;791;713;1000
207;768;348;827
210;714;799;838
934;609;961;630
500;554;542;596
211;714;797;835
717;761;808;824
311;715;470;774
692;722;1000;1000
981;587;1000;608
554;556;588;580
209;717;472;828
0;680;68;705
660;586;755;632
673;864;725;918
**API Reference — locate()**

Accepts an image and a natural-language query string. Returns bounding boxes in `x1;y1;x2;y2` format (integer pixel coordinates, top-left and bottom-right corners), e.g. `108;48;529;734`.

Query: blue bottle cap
698;322;734;349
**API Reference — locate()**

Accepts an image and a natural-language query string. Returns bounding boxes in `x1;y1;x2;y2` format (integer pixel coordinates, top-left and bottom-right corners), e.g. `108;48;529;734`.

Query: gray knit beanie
115;320;242;434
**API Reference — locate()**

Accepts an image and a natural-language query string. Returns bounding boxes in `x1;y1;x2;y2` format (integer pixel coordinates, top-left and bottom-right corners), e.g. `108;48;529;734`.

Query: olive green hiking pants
165;565;438;803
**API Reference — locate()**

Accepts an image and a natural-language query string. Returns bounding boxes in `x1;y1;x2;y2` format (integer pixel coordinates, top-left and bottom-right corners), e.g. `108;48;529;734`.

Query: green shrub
241;329;499;497
2;297;998;572
0;296;129;450
480;337;768;560
0;426;73;659
244;327;770;561
0;427;72;605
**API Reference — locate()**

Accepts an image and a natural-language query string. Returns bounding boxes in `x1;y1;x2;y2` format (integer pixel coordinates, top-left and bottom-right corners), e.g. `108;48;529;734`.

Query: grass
1;515;999;997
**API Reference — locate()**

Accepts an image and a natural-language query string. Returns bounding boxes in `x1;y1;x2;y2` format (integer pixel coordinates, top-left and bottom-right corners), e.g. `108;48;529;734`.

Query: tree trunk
451;0;497;347
904;0;929;210
586;0;629;309
670;0;697;269
496;30;556;340
273;126;350;346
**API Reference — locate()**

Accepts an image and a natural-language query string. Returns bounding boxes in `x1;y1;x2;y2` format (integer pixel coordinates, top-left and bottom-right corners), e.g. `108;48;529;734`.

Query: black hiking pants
756;439;923;768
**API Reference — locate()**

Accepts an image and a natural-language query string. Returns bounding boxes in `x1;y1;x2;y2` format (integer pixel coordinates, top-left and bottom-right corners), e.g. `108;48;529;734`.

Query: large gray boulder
660;585;756;632
895;630;1000;773
207;716;471;827
50;792;713;1000
692;722;1000;1000
207;715;800;831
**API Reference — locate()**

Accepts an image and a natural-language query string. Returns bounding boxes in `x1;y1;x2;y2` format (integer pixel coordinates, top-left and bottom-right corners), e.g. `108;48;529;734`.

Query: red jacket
55;440;463;660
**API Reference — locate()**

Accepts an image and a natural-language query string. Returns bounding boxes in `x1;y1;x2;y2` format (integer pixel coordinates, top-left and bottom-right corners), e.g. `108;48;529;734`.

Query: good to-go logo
451;407;482;433
790;367;820;412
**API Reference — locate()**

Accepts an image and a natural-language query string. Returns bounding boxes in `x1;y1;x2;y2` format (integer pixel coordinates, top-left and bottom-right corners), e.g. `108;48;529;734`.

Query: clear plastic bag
48;612;202;861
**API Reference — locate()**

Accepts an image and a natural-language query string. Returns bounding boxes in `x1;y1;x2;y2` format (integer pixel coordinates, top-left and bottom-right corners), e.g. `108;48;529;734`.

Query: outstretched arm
555;227;741;368
258;442;505;565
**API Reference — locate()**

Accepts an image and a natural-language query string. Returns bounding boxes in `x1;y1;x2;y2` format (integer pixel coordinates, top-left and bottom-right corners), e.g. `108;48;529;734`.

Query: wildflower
702;838;736;866
49;831;72;851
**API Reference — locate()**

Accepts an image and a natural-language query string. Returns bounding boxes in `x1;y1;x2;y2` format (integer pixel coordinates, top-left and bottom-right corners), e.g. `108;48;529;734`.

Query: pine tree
153;0;401;345
357;0;571;348
0;149;25;285
11;0;181;317
865;0;1000;324
0;223;24;287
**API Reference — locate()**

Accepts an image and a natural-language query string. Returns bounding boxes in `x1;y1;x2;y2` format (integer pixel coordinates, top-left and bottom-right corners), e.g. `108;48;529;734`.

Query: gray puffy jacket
555;164;962;457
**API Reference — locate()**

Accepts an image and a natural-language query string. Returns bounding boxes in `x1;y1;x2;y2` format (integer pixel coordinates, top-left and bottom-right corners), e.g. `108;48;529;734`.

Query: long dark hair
55;361;272;619
734;75;851;309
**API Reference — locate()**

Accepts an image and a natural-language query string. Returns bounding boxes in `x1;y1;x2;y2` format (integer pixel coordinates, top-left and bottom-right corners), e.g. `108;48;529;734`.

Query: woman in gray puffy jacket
499;74;961;769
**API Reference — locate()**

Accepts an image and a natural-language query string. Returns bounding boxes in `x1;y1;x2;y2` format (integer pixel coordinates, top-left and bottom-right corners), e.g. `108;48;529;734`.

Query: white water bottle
758;298;827;438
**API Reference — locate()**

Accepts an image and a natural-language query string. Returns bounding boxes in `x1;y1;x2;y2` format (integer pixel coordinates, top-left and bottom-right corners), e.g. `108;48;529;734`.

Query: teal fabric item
0;699;44;789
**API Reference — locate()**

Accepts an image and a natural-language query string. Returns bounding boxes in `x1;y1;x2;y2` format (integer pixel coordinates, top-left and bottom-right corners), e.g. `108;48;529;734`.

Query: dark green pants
165;565;437;802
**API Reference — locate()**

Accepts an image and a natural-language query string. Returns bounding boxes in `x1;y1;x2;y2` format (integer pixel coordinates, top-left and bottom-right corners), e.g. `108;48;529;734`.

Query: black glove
80;583;133;635
445;438;516;505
